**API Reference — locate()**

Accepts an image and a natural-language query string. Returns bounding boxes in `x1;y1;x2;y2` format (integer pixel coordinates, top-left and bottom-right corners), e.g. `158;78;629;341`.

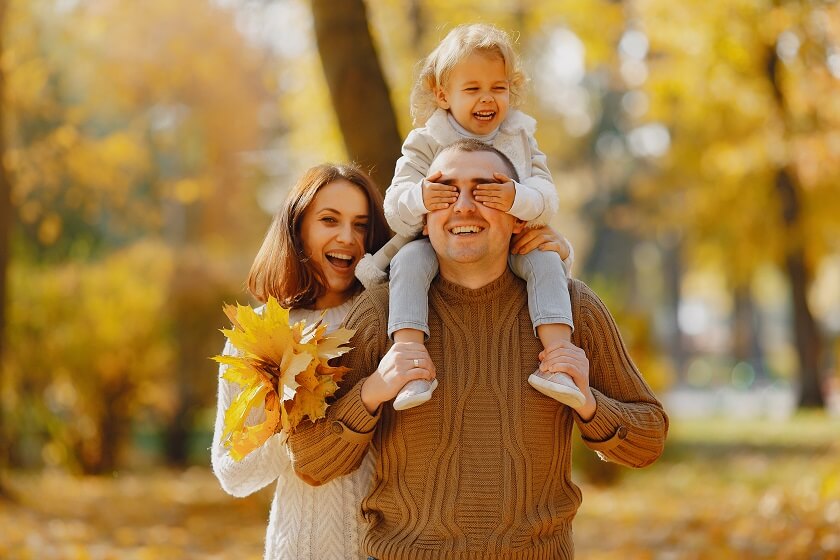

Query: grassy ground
2;414;839;559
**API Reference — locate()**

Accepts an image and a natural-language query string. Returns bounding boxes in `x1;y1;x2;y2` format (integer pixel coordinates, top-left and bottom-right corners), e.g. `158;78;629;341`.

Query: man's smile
447;224;485;236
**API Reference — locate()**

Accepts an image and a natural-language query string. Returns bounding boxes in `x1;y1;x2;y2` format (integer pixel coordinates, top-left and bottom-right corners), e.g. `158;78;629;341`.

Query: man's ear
512;219;525;235
434;86;450;110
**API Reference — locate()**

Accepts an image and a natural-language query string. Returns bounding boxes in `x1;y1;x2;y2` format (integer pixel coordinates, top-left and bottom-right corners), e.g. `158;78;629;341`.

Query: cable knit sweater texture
288;273;669;560
211;298;374;560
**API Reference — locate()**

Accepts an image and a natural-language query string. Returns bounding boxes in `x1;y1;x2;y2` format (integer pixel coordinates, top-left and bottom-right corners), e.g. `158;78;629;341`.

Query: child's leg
388;238;438;341
389;239;439;410
509;250;586;408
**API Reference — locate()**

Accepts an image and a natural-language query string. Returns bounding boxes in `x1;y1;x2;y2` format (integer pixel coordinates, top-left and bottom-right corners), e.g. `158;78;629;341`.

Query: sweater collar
432;268;518;302
446;112;500;143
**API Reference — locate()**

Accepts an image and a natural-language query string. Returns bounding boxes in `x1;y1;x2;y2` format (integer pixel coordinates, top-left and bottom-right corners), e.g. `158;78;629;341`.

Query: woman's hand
510;225;571;259
360;342;436;413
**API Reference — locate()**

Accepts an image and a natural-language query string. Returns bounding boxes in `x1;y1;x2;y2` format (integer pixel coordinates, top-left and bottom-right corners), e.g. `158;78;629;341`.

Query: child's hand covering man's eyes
473;172;516;212
422;170;459;211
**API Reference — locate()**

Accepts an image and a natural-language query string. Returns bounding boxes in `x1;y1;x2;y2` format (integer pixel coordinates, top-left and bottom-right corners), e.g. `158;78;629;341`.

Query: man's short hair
437;139;520;182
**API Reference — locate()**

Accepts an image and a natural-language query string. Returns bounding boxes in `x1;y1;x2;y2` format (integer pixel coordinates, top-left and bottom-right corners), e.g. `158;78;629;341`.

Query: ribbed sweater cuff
574;389;625;444
329;378;380;435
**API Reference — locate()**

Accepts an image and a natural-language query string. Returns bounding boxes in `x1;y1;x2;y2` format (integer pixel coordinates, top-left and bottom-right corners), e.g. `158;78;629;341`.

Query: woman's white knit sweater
211;297;374;560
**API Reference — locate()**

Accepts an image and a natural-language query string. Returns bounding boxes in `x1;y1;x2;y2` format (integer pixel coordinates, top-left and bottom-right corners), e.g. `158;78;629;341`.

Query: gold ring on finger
413;358;420;368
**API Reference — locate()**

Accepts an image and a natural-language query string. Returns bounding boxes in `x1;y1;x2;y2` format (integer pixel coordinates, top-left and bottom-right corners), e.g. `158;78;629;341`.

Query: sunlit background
1;0;839;558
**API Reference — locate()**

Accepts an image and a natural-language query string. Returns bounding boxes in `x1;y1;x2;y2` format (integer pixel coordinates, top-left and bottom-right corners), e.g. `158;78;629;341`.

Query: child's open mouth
473;111;496;121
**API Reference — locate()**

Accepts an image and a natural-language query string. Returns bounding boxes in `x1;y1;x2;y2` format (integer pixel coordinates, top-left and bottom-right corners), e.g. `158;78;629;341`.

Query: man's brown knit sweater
289;271;668;560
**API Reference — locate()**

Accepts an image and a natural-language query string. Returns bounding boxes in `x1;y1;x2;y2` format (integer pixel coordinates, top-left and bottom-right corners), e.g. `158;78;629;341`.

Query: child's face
435;51;510;136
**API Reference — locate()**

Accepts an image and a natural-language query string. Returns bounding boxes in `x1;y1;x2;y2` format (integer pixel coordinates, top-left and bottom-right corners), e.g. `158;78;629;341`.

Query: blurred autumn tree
634;0;840;407
0;0;11;498
3;0;272;472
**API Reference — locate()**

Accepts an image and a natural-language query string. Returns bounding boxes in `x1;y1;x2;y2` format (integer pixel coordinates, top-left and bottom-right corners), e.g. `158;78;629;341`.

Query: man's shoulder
567;278;617;335
360;283;390;308
345;284;390;327
568;278;598;307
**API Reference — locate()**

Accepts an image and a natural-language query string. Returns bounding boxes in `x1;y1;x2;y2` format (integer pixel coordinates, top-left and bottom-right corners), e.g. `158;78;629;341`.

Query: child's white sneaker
528;370;586;407
393;379;439;410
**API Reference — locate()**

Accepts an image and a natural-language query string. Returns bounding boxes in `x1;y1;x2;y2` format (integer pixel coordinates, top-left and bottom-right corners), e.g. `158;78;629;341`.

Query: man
288;139;668;559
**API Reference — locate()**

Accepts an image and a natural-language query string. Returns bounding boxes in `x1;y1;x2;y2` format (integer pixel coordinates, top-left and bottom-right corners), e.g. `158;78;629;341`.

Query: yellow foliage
634;0;840;277
6;240;176;472
5;0;270;250
213;298;355;461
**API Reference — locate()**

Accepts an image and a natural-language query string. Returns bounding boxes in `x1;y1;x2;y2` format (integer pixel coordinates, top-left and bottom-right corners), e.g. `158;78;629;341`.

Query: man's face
423;149;523;274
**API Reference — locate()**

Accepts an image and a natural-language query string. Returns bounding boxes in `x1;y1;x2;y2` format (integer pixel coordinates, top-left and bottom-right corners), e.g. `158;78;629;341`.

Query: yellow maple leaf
227;390;282;461
212;296;355;461
284;377;340;431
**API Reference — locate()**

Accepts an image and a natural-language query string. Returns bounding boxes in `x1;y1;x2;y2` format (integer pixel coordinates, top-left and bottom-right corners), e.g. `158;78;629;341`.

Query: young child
355;23;585;410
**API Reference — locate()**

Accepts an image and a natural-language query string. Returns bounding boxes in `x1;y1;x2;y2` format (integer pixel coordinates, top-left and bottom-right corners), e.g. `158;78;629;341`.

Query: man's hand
539;340;596;420
422;171;458;211
510;225;571;259
474;172;516;212
361;342;436;413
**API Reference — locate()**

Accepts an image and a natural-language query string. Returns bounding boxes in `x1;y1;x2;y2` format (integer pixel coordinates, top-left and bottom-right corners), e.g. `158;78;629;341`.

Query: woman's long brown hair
247;164;391;308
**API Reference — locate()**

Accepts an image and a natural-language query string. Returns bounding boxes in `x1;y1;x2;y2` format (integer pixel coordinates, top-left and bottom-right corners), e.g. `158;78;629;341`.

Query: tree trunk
732;284;767;383
0;0;15;501
776;169;823;406
661;235;687;384
785;247;823;406
766;47;824;408
310;0;402;193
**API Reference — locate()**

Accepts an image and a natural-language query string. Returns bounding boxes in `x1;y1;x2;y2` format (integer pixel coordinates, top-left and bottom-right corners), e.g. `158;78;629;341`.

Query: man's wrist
575;391;597;421
360;376;383;414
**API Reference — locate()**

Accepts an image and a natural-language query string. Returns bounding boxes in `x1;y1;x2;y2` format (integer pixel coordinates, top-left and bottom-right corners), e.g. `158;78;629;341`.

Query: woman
211;163;394;560
211;162;575;559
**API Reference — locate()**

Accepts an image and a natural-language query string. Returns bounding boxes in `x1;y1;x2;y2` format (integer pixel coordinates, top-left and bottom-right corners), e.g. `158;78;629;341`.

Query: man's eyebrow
436;176;501;186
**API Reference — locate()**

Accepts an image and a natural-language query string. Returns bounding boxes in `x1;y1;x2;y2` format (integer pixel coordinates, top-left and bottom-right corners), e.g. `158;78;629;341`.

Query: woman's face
300;179;370;309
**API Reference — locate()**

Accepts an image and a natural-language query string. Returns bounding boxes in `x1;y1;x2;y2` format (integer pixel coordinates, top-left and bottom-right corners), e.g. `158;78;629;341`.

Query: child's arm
520;135;560;226
384;129;440;237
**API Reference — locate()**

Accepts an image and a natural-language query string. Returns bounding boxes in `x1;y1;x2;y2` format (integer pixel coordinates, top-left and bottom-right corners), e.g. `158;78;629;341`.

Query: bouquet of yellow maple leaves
212;297;355;461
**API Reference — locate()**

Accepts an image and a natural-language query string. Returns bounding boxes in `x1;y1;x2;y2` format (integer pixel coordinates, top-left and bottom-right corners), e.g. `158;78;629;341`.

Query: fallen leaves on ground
574;415;840;559
0;467;269;560
1;416;839;559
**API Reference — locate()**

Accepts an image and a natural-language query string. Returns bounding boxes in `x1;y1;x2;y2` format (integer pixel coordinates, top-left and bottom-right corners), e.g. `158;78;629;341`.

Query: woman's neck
313;290;354;310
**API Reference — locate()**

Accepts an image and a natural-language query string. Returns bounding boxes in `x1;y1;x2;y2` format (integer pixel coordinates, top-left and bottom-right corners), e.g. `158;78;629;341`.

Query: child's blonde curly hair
410;23;527;127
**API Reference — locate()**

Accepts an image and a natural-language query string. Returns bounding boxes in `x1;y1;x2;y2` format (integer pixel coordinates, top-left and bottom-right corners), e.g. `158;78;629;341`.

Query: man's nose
452;188;477;213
